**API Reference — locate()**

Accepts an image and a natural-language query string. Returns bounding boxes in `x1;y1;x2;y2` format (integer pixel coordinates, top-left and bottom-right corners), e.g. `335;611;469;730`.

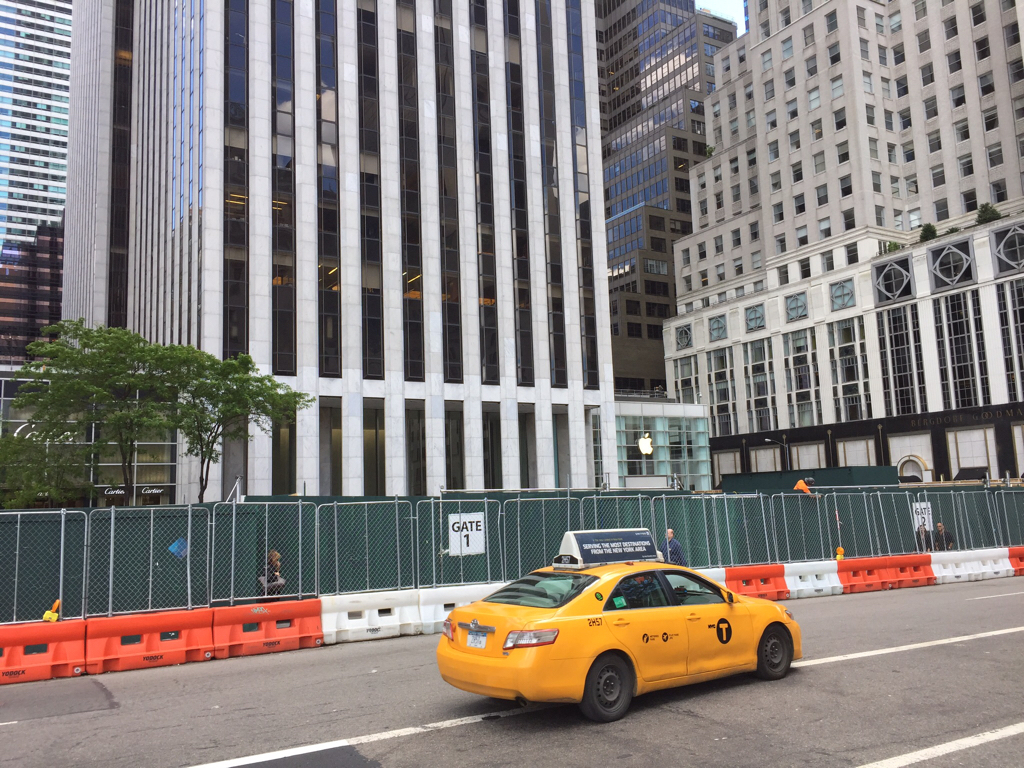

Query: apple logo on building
637;433;654;455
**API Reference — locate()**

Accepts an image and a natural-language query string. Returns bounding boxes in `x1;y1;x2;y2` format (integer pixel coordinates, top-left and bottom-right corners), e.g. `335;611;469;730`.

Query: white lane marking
967;591;1024;601
185;706;542;768
188;626;1024;768
0;721;18;727
792;626;1024;668
855;721;1024;768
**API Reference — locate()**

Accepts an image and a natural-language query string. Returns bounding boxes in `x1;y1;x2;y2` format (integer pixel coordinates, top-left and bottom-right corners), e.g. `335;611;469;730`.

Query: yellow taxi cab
436;528;802;722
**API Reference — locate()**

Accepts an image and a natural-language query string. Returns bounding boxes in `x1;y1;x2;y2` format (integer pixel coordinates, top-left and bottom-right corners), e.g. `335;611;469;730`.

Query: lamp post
764;437;790;472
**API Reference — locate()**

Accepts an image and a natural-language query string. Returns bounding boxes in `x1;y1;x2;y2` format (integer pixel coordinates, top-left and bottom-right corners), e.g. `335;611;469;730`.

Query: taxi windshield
484;572;597;609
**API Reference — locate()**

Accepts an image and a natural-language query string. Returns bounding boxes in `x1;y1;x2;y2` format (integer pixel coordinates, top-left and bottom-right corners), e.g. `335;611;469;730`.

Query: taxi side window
663;572;726;606
604;572;670;611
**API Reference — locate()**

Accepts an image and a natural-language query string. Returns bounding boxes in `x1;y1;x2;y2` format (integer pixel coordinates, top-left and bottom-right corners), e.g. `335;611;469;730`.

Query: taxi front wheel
755;624;793;681
579;653;635;723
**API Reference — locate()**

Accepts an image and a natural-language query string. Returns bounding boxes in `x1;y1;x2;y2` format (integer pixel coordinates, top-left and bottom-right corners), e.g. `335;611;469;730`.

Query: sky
699;0;748;34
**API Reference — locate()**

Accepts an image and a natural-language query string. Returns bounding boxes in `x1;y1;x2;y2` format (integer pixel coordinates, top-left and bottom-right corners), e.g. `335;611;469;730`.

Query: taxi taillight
502;629;559;650
442;619;455;641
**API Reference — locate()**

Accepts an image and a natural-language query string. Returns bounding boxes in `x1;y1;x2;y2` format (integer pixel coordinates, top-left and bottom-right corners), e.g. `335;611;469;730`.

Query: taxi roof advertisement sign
555;529;658;568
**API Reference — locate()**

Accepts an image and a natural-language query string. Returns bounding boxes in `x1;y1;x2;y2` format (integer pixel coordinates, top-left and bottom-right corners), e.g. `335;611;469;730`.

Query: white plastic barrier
784;560;843;598
419;584;506;635
964;548;1014;581
930;551;981;583
320;590;422;645
697;567;728;586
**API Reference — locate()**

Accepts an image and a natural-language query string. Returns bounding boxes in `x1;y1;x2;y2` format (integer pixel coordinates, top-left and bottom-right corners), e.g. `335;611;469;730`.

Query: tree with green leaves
1;320;314;507
919;223;938;243
976;203;1002;225
165;349;314;502
8;320;174;504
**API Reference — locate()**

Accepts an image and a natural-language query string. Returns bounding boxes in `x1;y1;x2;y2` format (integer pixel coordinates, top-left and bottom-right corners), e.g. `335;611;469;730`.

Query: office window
885;110;894;131
873;171;882;193
837;141;849;163
819;217;832;238
776;234;787;254
932;164;946;187
878;45;888;66
769;140;780;161
863;71;873;93
944;17;958;40
860;38;870;61
831;279;855;311
787;99;799;119
778;265;790;285
896;76;909;98
955;119;970;142
903;141;915;162
992;179;1008;203
828;43;841;65
963;189;978;213
918;30;931;53
979;72;996;96
960;154;974;177
793;161;803;182
857;6;866;28
976;37;991;61
924;96;938;119
869;138;879;159
951;85;966;108
888;143;898;163
840;175;852;197
746;304;766;332
822;251;834;272
831;76;844;97
804;24;815;46
988;144;1004;167
806;54;818;76
808;87;821;109
811;118;823;140
1011;58;1024;83
751;250;762;268
928;131;942;153
766;109;778;130
881;77;891;98
834;107;847;130
826;11;837;33
814;152;826;174
799;257;811;279
935;198;949;221
709;315;727;341
983;107;999;132
771;171;782;192
948;50;962;73
782;37;794;60
762;50;774;71
843;209;856;230
914;0;927;20
765;80;776;100
906;175;918;195
773;202;785;223
817;183;829;205
970;2;985;25
786;293;809;322
794;192;806;213
1007;23;1021;48
750;222;760;241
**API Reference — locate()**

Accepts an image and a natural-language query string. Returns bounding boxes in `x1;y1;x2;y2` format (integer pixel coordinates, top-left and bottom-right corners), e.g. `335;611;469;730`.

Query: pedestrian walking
661;529;688;567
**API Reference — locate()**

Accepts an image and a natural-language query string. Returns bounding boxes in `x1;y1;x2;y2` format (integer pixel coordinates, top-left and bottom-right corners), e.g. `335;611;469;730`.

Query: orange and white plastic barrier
212;600;323;659
0;619;85;684
1009;546;1024;576
85;608;214;674
419;584;504;635
836;557;893;593
725;564;790;601
784;561;843;598
320;591;422;644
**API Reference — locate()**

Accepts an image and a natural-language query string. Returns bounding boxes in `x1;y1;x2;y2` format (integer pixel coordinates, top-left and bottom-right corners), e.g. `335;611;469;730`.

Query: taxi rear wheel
579;653;634;723
755;624;793;680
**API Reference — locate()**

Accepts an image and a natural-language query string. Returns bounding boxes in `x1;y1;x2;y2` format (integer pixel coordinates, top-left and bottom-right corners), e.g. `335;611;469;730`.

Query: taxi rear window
484;572;597;609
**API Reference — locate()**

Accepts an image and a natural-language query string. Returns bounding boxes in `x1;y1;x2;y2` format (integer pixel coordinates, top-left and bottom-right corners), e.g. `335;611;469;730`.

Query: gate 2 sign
448;513;486;556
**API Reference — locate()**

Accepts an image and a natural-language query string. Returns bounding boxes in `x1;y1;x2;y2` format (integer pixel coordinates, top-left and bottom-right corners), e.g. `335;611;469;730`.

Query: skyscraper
665;0;1024;484
65;0;620;499
0;1;71;243
597;1;736;391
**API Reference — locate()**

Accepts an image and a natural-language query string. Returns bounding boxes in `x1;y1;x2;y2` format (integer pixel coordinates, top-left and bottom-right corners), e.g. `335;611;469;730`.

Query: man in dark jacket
935;522;956;550
662;529;688;567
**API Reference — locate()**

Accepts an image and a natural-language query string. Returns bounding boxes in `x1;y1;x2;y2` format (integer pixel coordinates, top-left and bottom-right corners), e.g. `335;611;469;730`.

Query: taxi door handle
612;619;630;627
687;613;701;622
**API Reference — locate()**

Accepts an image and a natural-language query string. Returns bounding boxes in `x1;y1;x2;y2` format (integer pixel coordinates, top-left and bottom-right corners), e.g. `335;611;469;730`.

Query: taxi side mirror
725;590;735;603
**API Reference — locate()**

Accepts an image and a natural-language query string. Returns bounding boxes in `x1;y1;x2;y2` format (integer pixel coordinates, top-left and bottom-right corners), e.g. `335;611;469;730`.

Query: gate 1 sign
448;512;486;556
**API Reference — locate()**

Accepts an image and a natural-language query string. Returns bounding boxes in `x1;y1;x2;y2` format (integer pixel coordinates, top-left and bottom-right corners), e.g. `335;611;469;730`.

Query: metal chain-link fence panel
580;494;655;531
721;494;774;566
0;510;88;624
86;506;210;616
997;491;1024;545
501;497;581;580
316;501;416;594
768;494;830;563
416;499;502;587
210;501;317;604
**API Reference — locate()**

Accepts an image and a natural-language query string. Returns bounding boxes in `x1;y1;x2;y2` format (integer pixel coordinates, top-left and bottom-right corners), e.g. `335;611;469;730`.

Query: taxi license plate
466;631;487;649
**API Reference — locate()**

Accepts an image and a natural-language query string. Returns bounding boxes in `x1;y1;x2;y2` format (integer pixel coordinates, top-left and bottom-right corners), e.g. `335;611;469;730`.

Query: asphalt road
2;579;1023;768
